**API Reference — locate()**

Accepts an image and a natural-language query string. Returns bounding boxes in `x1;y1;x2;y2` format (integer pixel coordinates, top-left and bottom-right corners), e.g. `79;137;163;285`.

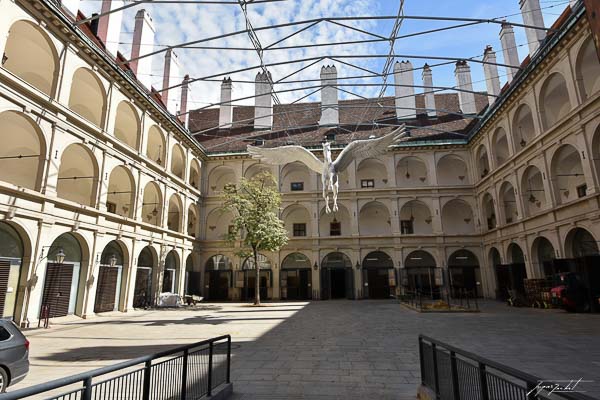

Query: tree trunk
253;249;261;305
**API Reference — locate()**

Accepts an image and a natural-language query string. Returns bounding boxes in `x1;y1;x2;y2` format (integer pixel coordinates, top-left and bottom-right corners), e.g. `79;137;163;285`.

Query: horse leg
332;177;339;212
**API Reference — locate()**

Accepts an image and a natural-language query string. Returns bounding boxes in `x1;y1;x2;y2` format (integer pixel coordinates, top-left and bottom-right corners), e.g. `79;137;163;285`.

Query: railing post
143;360;152;400
450;351;460;400
82;377;92;400
181;348;188;400
432;343;440;397
227;337;232;384
207;341;214;396
418;337;425;386
478;362;489;400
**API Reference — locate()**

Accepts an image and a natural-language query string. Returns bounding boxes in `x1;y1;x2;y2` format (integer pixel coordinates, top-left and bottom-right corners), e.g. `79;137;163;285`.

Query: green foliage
221;172;289;256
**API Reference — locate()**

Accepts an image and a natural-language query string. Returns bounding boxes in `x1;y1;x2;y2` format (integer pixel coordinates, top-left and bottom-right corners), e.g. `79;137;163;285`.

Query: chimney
519;0;546;55
421;64;436;118
394;61;416;120
254;71;273;129
482;46;501;106
162;49;181;115
97;0;124;57
219;78;233;129
130;9;155;90
569;0;578;9
319;65;339;126
454;61;477;115
178;74;190;128
61;0;80;17
500;22;520;82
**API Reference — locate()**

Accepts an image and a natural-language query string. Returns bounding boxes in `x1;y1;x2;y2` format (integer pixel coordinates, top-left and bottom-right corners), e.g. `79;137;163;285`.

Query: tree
221;172;288;305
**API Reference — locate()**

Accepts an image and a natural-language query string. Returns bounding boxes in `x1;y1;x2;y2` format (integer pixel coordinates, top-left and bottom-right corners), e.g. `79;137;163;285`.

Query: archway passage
448;250;481;298
205;255;232;301
0;223;25;319
0;111;45;190
563;228;600;312
567;227;599;259
403;250;439;299
532;237;556;277
185;255;201;297
281;253;312;300
495;243;528;301
362;251;394;299
162;251;179;293
133;246;155;308
94;241;125;313
321;252;353;300
241;254;271;301
40;233;82;318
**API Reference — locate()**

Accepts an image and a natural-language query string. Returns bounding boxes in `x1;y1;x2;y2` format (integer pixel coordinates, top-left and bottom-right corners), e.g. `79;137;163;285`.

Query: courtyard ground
11;300;600;399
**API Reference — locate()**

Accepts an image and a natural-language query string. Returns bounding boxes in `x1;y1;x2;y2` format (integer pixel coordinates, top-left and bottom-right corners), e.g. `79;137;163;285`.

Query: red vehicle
550;272;597;313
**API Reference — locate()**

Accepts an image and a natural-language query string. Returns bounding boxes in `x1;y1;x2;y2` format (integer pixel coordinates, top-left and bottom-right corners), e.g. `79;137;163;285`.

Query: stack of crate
524;278;554;308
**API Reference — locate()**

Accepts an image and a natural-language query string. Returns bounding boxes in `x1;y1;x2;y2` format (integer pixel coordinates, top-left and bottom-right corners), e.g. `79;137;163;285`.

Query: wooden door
133;268;151;308
41;263;74;318
94;266;119;313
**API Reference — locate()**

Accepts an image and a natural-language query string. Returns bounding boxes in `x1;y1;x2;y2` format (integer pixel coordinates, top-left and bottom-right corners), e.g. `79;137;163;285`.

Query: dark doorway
330;268;347;299
41;263;74;318
281;269;311;300
495;263;527;301
133;268;151;308
241;270;269;301
367;268;391;299
162;269;175;293
208;271;230;300
362;251;394;299
94;266;119;313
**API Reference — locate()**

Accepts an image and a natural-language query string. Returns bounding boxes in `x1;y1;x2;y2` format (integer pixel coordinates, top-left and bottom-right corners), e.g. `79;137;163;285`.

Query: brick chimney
97;0;124;57
483;46;501;106
130;9;155;90
219;77;233;129
162;49;180;115
519;0;546;55
178;74;189;128
454;61;477;115
394;61;416;120
254;71;272;129
499;22;520;82
319;65;339;126
421;64;436;118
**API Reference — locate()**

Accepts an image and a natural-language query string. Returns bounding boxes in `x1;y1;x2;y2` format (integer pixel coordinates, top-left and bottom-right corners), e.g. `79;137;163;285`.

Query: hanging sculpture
247;126;407;213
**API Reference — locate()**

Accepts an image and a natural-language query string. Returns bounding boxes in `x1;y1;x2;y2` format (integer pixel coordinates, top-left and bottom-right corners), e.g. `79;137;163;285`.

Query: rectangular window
291;182;304;191
401;220;414;234
577;184;587;198
228;225;235;235
106;202;117;214
361;179;375;188
293;223;307;237
330;221;342;236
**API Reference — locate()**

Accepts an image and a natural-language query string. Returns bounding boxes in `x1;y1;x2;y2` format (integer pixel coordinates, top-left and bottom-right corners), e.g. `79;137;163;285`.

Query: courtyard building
0;0;598;328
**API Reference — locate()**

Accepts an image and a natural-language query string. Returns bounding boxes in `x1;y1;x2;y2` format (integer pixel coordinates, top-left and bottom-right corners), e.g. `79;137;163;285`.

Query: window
325;132;336;142
401;220;414;234
487;216;496;230
361;179;375;188
228;225;235;235
106;202;117;214
330;221;341;236
291;182;304;191
577;184;587;198
293;223;307;237
0;327;10;341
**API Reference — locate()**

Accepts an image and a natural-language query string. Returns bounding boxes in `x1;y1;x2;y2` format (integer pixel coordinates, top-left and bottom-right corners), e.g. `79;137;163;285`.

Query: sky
78;0;572;114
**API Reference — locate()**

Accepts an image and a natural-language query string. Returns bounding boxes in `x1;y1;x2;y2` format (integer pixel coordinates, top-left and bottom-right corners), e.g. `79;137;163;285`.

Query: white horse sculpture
247;126;407;213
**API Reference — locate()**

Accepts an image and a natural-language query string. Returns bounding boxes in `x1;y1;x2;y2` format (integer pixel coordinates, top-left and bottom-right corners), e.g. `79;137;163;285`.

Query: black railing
1;335;231;400
419;335;595;400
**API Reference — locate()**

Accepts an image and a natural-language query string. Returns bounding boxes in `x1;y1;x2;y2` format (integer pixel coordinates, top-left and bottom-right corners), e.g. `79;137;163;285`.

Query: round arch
396;156;428;187
492;127;510;166
319;203;351;238
520;166;546;217
205;208;233;240
540;72;571;130
280;252;312;300
476;145;490;178
362;251;394;299
133;246;157;308
282;253;311;269
68;68;106;127
0;111;46;190
437;154;469;185
170;144;186;180
399;200;432;234
244;163;274;184
320;252;353;299
113;101;141;149
281;162;311;192
512;104;536;150
531;237;556;277
321;252;352;269
441;199;475;234
482;193;496;230
550;144;586;204
565;227;599;258
204;255;232;301
575;36;600;100
167;194;183;232
362;251;393;268
141;182;163;227
189;159;201;190
187;204;198;237
357;158;387;188
57;143;99;206
3;20;59;96
146;125;166;166
208;165;236;195
499;182;518;224
448;249;481;297
359;201;391;236
404;250;438;297
106;165;135;218
282;204;311;238
507;243;525;264
94;240;127;313
0;222;26;319
163;250;180;293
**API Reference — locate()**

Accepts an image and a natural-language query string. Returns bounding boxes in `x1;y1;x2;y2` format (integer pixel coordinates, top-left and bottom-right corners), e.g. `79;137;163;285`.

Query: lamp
528;193;537;204
55;248;66;265
156;145;162;165
2;53;7;65
355;261;361;270
313;262;318;271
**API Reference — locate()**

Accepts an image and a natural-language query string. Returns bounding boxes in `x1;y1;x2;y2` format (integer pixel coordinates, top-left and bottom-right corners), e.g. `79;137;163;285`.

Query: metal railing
1;335;231;400
419;335;596;400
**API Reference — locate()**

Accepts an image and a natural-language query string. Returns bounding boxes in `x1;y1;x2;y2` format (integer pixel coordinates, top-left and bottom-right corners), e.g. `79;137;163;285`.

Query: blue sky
79;0;571;111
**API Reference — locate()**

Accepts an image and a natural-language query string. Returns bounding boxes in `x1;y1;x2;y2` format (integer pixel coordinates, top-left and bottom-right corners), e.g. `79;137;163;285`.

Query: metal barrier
419;335;595;400
1;335;232;400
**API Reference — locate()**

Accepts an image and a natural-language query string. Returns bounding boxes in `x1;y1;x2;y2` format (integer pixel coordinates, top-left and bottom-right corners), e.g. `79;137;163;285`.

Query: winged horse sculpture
247;126;408;213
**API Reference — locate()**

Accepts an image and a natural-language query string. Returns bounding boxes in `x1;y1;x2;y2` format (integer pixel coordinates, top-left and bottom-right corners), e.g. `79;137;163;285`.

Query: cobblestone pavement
12;300;600;399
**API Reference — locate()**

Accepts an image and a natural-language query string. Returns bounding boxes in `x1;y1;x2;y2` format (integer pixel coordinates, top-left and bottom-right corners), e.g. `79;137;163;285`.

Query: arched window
575;37;600;100
0;222;25;319
359;201;391;236
95;240;126;313
493;128;510;166
540;73;571;130
550;144;586;204
499;182;517;224
187;205;198;237
482;193;496;230
399;200;432;234
0;111;45;190
141;182;162;227
282;204;311;238
113;102;141;149
281;162;311;192
167;194;182;232
57;144;98;206
437;155;469;185
520;166;546;216
281;253;311;269
565;228;599;258
3;21;58;96
357;158;388;188
106;166;135;218
512;104;536;150
68;68;106;127
146;126;166;166
170;145;186;180
319;204;350;238
205;255;232;270
476;145;490;178
189;159;201;190
396;156;428;187
208;166;235;195
441;199;475;234
242;254;271;270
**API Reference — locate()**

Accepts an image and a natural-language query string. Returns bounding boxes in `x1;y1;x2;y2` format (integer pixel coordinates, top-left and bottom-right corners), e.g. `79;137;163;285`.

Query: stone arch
141;182;163;227
319;203;351;237
531;236;556;277
399;200;432;234
396;156;428;187
242;254;272;270
489;247;502;268
282;204;311;237
281;252;311;269
187;203;198;237
575;36;600;100
499;181;518;224
281;162;311;192
540;72;572;130
68;67;106;127
56;143;99;206
0;111;46;190
592;124;600;182
476;145;490;178
405;250;436;267
482;192;496;230
208;165;236;195
133;245;157;308
512;104;536;150
448;249;482;296
0;221;29;319
520;165;546;217
113;101;141;149
565;227;599;258
245;163;274;183
441;199;475;234
94;240;128;313
437;154;469;185
146;125;166;166
189;159;201;190
359;201;391;236
206;208;233;240
550;144;586;204
205;254;233;270
106;165;135;218
492;127;510;166
163;250;180;293
357;158;388;188
321;252;352;268
506;242;525;264
167;194;183;232
3;20;59;96
170;144;186;180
